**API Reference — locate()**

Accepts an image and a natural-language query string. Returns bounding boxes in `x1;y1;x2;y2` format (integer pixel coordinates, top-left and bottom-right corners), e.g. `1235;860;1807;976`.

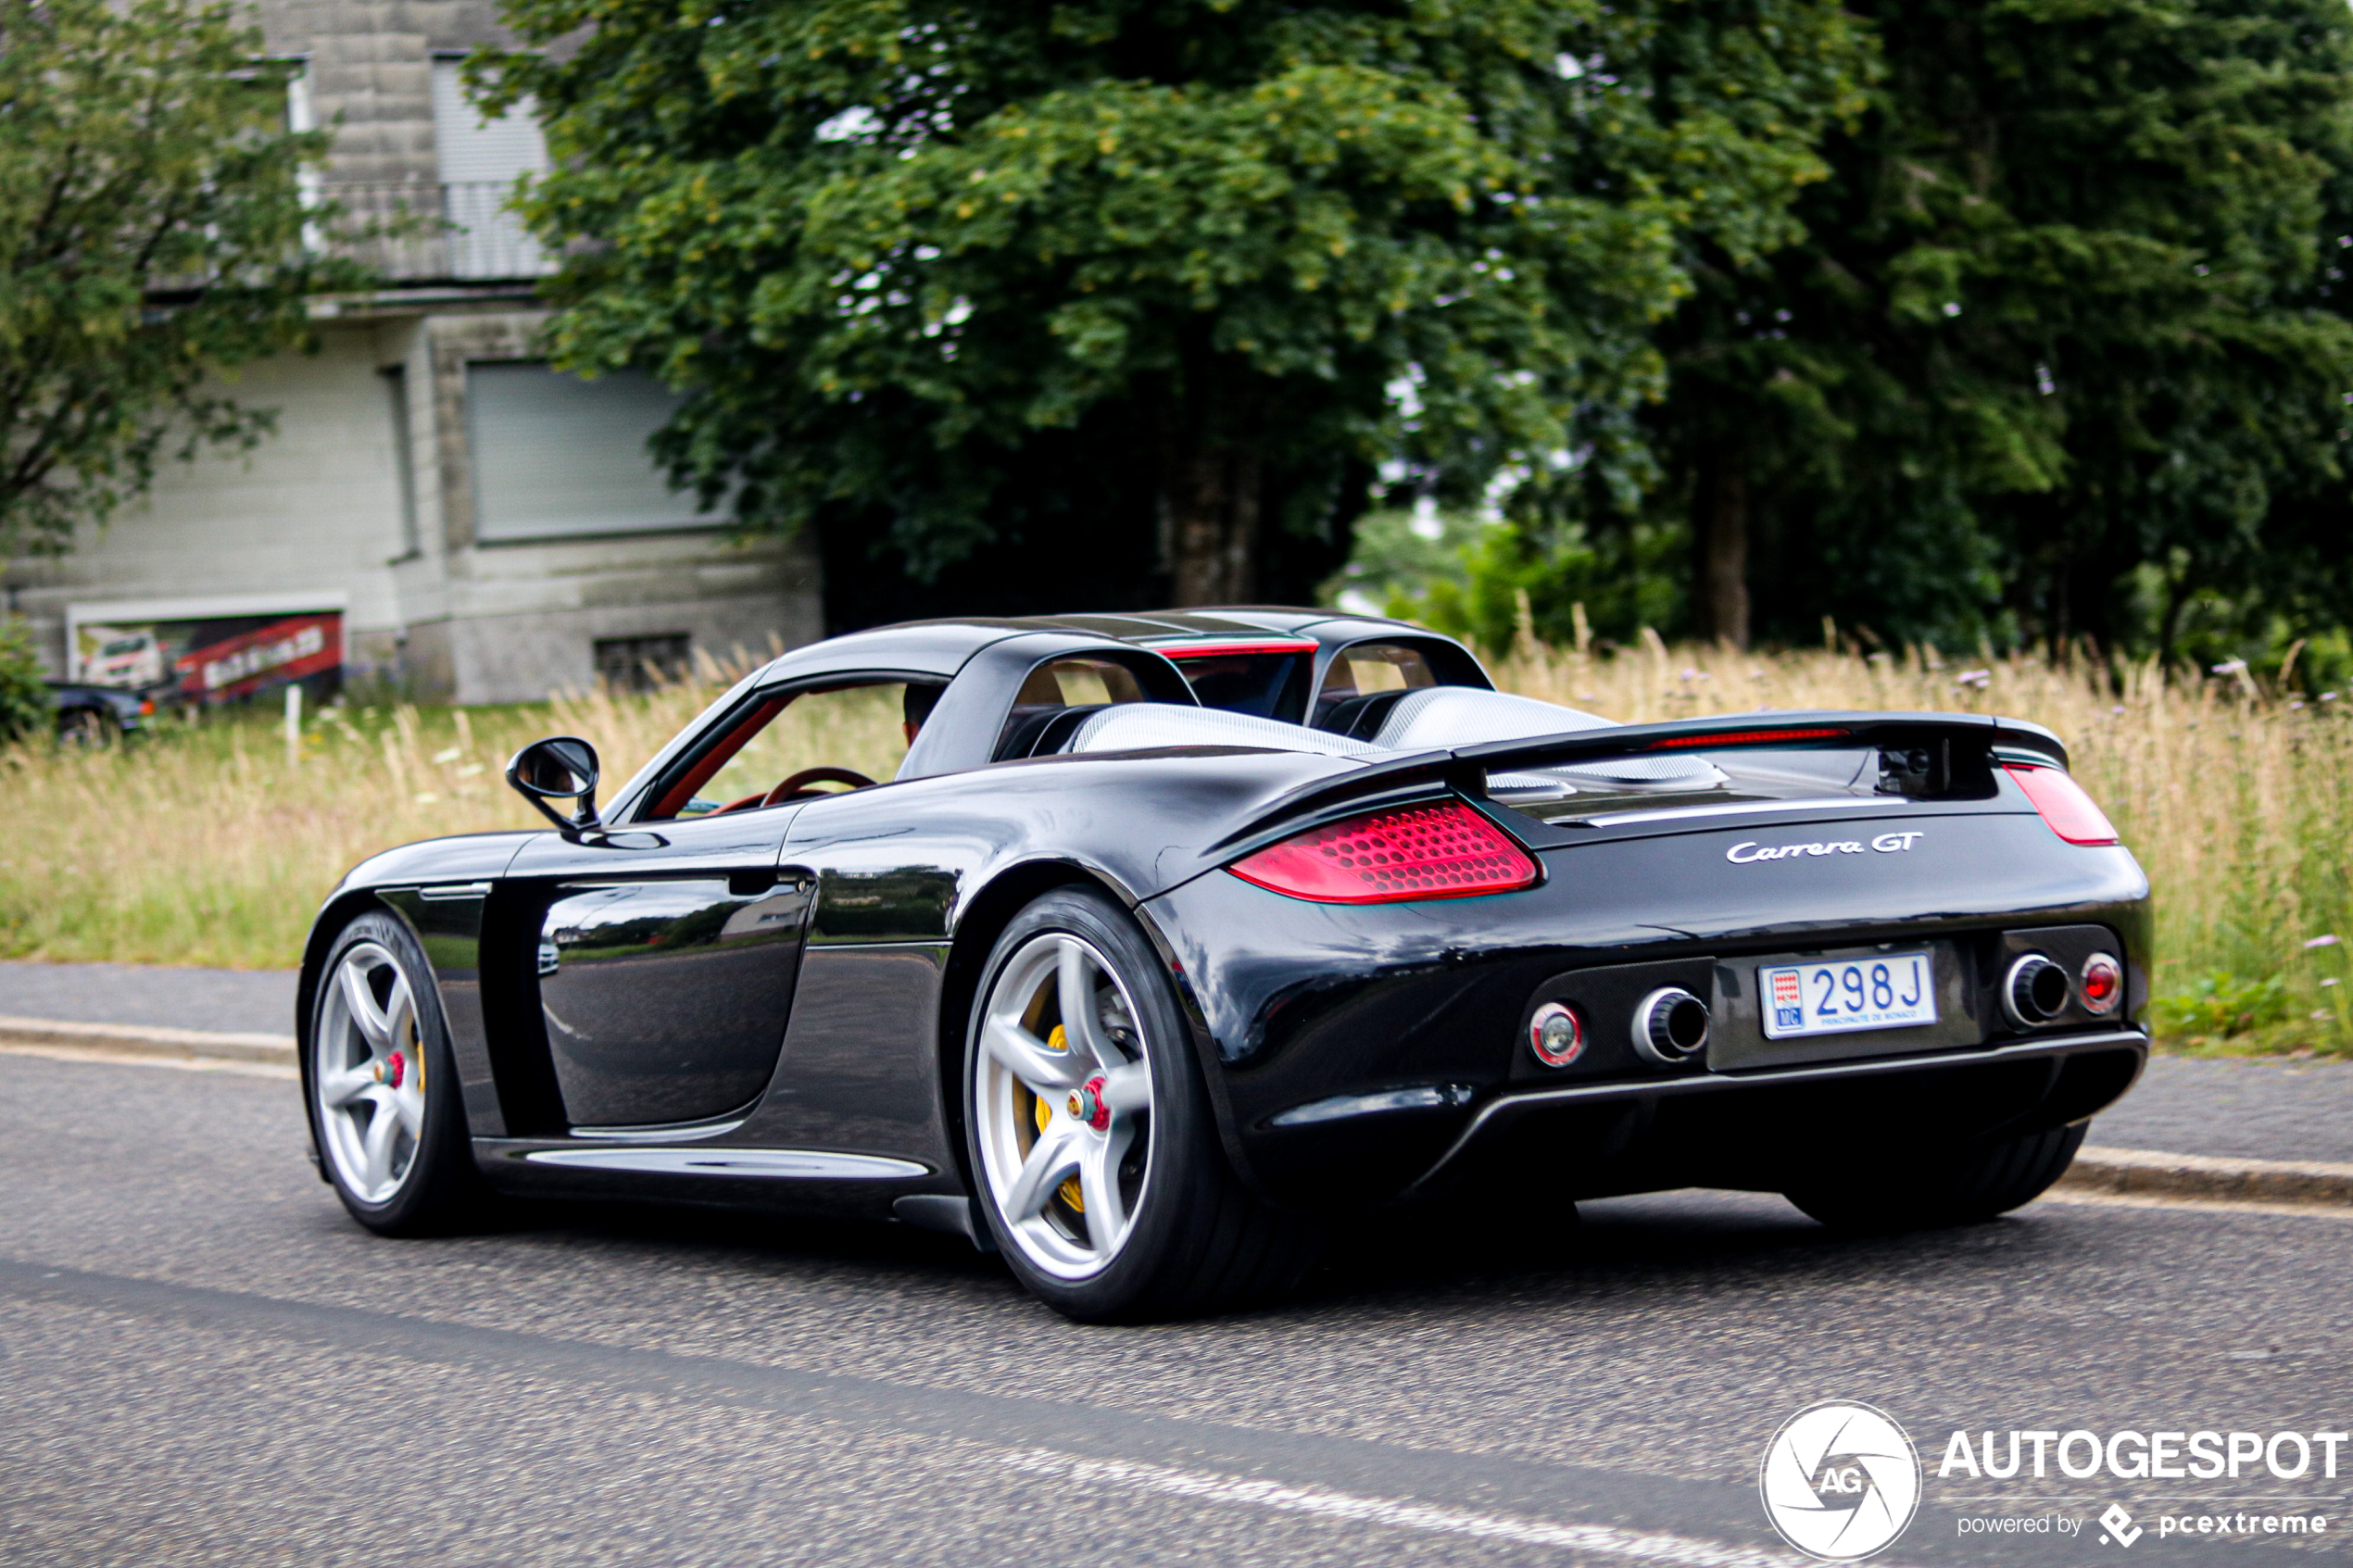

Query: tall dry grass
4;636;2346;1052
0;652;896;971
1494;634;2353;1051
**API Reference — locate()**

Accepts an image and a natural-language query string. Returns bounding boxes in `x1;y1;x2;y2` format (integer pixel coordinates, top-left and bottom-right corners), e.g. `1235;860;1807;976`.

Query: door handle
728;868;778;897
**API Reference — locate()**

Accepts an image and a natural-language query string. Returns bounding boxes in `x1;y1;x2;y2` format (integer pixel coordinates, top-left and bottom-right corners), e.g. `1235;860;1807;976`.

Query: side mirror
507;735;603;838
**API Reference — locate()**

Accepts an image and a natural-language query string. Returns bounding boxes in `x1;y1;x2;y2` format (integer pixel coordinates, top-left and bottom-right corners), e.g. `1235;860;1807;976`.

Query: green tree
1329;505;1681;652
0;618;46;743
0;0;360;557
478;0;1872;611
1618;0;2353;652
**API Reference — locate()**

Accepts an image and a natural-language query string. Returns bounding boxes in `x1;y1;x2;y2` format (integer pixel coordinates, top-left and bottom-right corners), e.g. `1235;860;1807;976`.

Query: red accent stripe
1646;726;1850;750
1156;641;1320;659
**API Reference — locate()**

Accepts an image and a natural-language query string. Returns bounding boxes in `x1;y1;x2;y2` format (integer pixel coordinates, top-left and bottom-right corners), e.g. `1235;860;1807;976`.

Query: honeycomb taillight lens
2005;763;2120;846
1227;800;1539;904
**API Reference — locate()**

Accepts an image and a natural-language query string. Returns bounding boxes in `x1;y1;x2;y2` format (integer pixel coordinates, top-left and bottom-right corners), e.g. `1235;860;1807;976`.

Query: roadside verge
2064;1145;2353;1209
0;1013;296;1067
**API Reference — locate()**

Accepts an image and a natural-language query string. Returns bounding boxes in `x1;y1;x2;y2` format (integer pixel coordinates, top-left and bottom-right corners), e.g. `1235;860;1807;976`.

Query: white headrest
1368;687;1723;791
1369;686;1616;748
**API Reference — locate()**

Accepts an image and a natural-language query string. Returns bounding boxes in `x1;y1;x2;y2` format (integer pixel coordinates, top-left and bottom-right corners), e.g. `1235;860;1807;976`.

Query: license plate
1759;953;1937;1039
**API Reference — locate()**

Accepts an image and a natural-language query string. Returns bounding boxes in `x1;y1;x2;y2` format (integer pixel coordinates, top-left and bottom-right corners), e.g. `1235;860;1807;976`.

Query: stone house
3;0;822;704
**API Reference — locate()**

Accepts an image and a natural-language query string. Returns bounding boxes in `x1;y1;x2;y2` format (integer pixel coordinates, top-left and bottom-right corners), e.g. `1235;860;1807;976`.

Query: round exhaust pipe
1634;987;1710;1064
2004;953;2071;1027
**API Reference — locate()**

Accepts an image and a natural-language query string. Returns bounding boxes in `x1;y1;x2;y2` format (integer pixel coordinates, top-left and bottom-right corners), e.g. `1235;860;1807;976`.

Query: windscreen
647;682;927;820
1164;647;1315;719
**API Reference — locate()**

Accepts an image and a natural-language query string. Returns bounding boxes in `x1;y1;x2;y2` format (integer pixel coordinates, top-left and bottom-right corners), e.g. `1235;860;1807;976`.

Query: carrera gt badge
1727;832;1924;864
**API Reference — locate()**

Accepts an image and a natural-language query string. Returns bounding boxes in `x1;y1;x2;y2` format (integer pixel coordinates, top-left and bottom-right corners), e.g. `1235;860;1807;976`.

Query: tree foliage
481;0;1873;612
1604;0;2353;654
0;0;359;557
0;618;46;743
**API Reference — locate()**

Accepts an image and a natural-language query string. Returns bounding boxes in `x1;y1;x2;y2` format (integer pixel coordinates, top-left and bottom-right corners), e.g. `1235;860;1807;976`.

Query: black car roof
751;608;1455;685
611;608;1491;819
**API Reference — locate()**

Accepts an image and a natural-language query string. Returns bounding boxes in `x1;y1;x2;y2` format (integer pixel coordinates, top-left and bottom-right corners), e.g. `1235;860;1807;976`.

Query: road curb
2067;1144;2353;1208
3;1022;2349;1211
0;1014;296;1066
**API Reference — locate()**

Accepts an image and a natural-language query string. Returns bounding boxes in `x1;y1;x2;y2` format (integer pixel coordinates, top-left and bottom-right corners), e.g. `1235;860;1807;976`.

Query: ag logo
1759;1400;1921;1561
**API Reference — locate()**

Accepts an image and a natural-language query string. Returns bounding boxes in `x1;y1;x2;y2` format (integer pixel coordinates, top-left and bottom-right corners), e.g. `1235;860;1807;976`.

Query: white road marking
0;1041;296;1079
1008;1449;1806;1566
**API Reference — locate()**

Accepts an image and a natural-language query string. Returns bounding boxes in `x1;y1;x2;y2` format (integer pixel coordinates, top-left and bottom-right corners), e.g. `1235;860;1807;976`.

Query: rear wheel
1784;1123;2087;1232
964;888;1320;1321
308;909;488;1235
57;708;118;745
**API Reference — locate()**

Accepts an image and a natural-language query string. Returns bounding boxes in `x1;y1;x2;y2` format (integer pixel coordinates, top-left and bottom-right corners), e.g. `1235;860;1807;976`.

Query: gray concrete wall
259;0;516;183
4;317;823;702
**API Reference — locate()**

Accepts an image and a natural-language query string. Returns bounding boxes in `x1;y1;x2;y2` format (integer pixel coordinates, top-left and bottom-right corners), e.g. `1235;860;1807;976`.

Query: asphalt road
5;1049;2351;1568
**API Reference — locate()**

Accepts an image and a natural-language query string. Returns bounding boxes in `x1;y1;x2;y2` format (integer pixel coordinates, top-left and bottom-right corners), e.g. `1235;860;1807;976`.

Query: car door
500;672;936;1131
506;810;812;1130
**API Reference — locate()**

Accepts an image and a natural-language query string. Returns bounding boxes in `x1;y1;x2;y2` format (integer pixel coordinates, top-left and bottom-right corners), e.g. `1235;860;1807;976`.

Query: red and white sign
175;613;343;703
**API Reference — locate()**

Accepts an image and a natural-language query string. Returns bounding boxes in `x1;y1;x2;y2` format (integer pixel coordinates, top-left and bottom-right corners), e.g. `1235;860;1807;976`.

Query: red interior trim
648;696;788;819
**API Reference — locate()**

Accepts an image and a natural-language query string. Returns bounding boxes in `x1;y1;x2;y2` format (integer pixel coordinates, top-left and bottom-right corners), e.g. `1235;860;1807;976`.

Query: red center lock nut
1065;1075;1112;1131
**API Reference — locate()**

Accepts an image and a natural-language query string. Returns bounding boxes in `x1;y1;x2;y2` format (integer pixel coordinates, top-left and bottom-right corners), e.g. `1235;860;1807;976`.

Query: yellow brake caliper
1037;1023;1085;1213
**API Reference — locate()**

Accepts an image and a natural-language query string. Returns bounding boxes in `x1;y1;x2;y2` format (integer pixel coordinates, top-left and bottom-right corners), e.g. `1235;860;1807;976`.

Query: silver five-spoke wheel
314;940;428;1204
974;932;1155;1279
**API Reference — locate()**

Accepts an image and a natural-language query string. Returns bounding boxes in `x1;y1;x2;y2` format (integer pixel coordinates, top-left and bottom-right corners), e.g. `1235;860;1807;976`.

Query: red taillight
1161;640;1320;659
2005;763;2120;846
1228;800;1538;903
1647;726;1849;750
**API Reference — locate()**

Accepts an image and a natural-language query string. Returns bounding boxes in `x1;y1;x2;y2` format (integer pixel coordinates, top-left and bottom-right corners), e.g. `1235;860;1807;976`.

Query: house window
430;56;548;276
595;633;691;693
381;367;419;557
467;360;704;541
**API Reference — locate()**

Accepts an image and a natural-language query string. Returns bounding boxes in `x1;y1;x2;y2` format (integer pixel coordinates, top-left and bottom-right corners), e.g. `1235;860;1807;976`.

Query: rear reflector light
1647;726;1849;750
2081;952;2124;1014
2005;763;2120;846
1228;801;1538;903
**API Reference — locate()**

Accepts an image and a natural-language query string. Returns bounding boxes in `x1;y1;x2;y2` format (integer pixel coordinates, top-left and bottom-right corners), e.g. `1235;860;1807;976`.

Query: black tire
306;909;491;1235
1784;1123;2088;1233
963;887;1321;1322
56;708;118;746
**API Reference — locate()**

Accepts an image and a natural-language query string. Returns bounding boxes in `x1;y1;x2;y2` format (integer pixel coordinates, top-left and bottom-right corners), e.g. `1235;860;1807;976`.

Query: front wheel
1784;1123;2087;1233
964;888;1320;1322
307;909;488;1235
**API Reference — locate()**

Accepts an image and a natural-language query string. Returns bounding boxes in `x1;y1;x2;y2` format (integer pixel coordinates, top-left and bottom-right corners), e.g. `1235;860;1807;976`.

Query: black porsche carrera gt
300;608;2149;1320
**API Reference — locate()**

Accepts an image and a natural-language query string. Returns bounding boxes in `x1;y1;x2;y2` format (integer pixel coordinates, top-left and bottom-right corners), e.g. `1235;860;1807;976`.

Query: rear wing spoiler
1208;710;2065;856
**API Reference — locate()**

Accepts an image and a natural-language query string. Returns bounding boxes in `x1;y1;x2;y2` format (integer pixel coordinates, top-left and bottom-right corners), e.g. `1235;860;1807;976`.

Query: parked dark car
297;610;2150;1320
45;681;153;740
